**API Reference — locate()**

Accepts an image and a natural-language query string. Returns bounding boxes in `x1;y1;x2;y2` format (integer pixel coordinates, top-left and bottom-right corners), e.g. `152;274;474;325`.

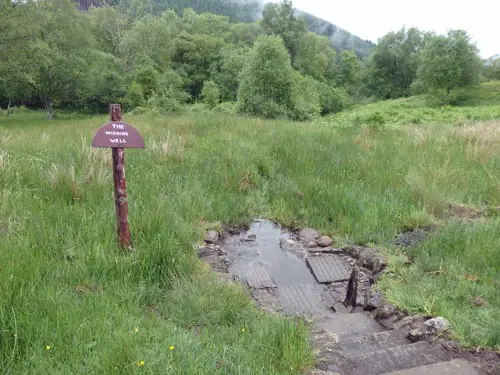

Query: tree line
0;0;494;120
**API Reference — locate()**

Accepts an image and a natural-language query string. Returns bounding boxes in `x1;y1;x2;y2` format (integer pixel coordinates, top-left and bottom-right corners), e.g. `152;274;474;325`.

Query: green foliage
414;30;483;105
172;32;225;98
238;35;295;118
484;57;500;81
211;45;249;101
366;27;426;99
336;50;362;95
122;81;145;109
290;74;321;121
201;80;221;108
293;32;336;82
317;84;350;115
261;0;307;60
119;13;179;71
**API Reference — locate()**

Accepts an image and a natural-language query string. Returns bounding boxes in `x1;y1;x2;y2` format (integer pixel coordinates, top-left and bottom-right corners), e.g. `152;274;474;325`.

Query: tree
293;32;336;82
211;45;249;101
182;8;231;36
261;0;307;60
172;32;225;98
201;80;220;108
366;27;426;99
119;12;179;71
0;0;35;112
413;30;483;103
238;35;294;118
336;50;362;94
484;57;500;81
26;0;96;118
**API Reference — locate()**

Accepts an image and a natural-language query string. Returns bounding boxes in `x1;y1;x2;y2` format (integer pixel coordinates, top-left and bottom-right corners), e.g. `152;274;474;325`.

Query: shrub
201;80;221;109
238;35;294;118
290;74;321;121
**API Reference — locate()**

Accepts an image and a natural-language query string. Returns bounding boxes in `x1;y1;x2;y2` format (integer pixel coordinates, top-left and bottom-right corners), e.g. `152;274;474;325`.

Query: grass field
1;84;500;373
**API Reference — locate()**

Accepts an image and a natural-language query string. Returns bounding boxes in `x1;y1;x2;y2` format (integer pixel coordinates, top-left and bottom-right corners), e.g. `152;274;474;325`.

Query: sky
282;0;499;58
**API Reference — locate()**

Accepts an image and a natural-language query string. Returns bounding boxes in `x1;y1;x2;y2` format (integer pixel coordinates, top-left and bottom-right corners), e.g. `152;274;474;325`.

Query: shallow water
223;220;316;285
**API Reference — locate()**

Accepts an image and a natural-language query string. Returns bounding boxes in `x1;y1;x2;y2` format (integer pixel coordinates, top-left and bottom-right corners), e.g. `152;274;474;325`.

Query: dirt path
199;220;491;375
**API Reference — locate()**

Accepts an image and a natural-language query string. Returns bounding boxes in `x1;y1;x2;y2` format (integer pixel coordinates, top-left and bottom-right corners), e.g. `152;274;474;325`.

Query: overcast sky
283;0;498;58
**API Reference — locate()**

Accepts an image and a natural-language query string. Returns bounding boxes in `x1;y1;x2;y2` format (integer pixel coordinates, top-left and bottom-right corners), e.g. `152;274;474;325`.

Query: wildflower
135;360;145;367
169;345;175;351
45;345;51;351
241;328;246;333
134;328;139;333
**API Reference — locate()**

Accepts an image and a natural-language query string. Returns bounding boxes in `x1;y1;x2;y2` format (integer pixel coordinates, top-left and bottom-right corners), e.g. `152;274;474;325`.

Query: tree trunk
6;99;11;116
45;100;54;120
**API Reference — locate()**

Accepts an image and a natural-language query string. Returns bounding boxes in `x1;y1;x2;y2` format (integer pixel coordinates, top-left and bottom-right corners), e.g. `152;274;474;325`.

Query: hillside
75;0;375;57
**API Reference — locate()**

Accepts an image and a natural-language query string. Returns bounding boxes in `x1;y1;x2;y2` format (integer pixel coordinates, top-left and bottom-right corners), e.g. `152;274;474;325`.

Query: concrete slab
243;266;276;289
307;255;351;283
344;342;445;375
278;283;327;315
338;330;411;358
315;313;384;336
382;359;480;375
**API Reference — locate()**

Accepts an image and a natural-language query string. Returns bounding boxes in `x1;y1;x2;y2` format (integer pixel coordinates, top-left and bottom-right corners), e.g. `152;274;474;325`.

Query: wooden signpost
92;104;144;249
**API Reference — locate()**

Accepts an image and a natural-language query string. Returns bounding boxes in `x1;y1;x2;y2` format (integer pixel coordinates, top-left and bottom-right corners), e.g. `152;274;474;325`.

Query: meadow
1;85;500;373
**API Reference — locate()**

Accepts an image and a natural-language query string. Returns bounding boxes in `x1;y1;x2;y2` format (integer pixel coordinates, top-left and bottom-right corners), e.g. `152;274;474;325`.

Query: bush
201;80;221;109
213;101;239;115
238;35;294;118
290;74;321;121
318;85;350;115
121;81;145;110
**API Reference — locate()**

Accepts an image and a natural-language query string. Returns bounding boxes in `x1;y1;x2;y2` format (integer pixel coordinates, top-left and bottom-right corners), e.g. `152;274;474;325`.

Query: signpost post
92;104;144;249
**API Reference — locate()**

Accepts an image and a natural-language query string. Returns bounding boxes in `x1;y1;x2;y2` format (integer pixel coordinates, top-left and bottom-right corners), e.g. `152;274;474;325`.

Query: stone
347;246;364;258
375;302;397;320
408;328;426;343
317;236;333;247
364;289;383;311
424;317;451;335
242;233;257;242
307;241;318;248
204;230;219;244
382;360;480;375
299;228;321;243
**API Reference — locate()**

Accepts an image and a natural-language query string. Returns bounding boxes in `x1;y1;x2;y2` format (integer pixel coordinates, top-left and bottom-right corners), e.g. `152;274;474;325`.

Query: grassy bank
1;97;499;373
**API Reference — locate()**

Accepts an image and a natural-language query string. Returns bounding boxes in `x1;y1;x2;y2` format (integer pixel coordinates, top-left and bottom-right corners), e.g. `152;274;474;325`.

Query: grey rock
347;246;364;258
364;289;383;311
307;241;318;248
424;317;451;335
299;228;321;243
317;236;333;247
204;230;220;244
408;328;426;343
242;233;257;242
376;302;397;320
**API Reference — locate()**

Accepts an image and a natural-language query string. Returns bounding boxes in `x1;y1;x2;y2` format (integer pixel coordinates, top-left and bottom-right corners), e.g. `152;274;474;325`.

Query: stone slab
243;266;276;289
381;359;480;375
315;313;383;336
338;330;410;358
344;342;445;375
307;255;351;283
278;283;326;315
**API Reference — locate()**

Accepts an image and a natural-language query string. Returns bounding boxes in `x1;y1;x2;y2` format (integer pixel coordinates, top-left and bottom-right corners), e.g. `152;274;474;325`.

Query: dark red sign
92;122;144;149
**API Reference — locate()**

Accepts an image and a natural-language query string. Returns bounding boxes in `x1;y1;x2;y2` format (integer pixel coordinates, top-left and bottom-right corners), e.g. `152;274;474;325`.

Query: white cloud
284;0;499;58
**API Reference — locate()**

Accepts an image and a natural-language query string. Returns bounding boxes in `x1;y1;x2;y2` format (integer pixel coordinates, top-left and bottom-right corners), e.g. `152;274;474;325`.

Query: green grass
1;87;500;373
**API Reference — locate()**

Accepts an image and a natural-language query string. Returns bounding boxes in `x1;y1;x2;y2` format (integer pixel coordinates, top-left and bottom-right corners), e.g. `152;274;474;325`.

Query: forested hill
75;0;375;58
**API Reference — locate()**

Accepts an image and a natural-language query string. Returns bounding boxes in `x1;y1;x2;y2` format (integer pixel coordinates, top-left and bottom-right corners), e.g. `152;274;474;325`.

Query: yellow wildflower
169;345;175;351
134;328;139;333
241;328;246;333
45;345;51;351
135;360;145;367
